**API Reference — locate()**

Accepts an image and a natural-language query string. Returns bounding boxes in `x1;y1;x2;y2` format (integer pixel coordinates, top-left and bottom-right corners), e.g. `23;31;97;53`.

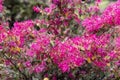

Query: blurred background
0;0;117;28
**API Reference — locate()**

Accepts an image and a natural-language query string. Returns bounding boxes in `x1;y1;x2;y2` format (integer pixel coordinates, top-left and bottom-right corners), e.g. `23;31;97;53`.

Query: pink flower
4;60;11;65
89;6;100;13
26;29;51;57
102;1;120;25
49;4;56;9
0;4;3;12
0;25;7;43
33;6;41;13
26;49;34;57
82;16;103;32
94;60;106;68
0;0;3;12
24;61;31;67
44;7;52;15
52;0;60;5
50;38;85;72
58;61;70;72
115;37;120;47
33;62;46;73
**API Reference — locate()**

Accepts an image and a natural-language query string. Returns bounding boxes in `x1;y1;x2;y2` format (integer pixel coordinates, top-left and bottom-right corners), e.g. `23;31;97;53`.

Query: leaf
87;58;91;63
50;40;54;47
106;63;110;67
79;46;85;51
92;56;96;60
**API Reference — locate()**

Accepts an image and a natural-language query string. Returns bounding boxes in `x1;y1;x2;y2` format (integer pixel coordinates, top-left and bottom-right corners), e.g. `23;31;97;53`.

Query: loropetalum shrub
1;0;120;80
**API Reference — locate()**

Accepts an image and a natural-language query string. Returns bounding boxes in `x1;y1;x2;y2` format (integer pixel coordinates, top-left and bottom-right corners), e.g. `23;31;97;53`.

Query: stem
3;53;29;80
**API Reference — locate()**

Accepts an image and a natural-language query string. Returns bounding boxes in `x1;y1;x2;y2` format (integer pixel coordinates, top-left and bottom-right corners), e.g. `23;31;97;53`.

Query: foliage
0;0;120;80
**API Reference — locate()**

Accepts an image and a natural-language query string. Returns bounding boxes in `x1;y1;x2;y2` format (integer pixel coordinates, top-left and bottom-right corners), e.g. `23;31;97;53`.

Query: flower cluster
1;0;120;79
102;1;120;25
82;16;103;32
50;38;84;72
0;0;3;12
82;1;120;32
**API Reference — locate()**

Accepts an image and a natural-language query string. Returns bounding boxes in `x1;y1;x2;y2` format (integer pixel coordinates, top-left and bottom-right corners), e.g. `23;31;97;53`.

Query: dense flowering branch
1;0;120;79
